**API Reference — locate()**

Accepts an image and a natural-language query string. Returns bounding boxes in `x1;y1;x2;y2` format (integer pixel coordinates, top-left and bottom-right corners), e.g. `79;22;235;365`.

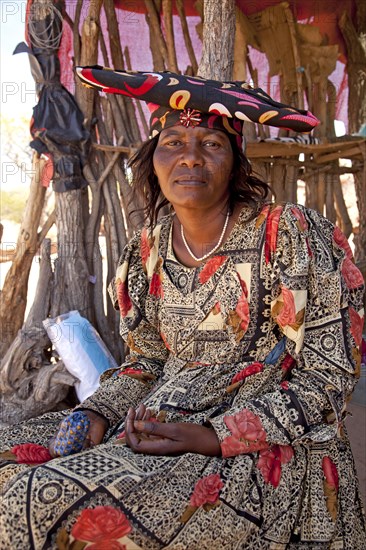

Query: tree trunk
198;0;236;80
75;0;103;129
50;190;91;319
0;155;46;358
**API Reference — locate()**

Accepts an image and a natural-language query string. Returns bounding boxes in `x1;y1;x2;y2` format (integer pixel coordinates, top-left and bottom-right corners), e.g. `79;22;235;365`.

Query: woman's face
152;125;234;211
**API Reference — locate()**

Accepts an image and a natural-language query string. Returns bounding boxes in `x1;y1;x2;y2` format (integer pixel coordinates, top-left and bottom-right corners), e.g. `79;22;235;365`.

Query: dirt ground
347;400;366;507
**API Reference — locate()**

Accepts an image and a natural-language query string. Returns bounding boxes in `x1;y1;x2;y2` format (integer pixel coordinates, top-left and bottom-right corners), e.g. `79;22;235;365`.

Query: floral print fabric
0;203;365;549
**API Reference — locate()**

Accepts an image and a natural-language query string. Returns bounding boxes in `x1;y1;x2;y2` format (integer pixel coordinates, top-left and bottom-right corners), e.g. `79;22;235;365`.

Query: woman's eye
203;141;220;148
165;140;182;146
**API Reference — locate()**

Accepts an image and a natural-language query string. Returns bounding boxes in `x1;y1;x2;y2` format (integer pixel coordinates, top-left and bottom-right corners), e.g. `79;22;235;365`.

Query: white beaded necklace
180;211;230;262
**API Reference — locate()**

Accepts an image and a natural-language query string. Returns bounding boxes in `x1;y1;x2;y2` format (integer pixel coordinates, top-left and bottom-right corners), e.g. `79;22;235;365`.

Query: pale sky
1;1;36;189
1;0;36;117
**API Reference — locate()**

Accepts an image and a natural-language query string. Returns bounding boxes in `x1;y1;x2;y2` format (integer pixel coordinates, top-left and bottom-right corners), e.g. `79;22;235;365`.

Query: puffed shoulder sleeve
79;227;169;425
209;203;364;457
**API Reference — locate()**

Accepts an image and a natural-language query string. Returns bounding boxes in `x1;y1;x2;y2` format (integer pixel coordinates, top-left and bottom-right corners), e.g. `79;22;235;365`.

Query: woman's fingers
135;404;146;421
48;436;57;457
126;407;136;431
82;434;93;450
125;415;171;454
134;420;170;437
135;404;153;422
129;422;221;457
125;407;141;449
85;412;109;447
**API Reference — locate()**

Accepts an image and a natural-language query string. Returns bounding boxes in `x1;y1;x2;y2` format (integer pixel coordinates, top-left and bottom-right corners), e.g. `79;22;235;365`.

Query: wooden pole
144;0;169;67
72;0;83;66
283;4;304;110
103;0;142;143
162;0;179;72
50;189;91;320
176;0;198;74
75;0;103;129
0;155;47;357
198;0;236;80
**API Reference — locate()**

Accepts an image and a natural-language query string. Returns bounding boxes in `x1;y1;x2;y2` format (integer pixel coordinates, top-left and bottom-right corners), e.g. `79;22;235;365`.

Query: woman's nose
179;142;203;167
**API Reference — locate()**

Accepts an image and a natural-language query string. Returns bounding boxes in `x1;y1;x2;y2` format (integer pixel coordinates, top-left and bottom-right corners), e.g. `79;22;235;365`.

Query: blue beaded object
53;411;91;457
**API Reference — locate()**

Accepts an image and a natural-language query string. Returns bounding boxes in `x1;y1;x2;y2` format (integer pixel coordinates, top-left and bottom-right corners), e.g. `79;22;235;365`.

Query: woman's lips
174;176;206;186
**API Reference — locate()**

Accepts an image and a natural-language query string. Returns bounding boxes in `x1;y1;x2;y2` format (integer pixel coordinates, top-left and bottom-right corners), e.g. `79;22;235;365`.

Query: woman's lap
1;415;366;549
0;410;70;452
0;439;221;549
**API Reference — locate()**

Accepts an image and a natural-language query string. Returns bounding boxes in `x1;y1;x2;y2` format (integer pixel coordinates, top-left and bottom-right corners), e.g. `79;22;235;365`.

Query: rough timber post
198;0;236;80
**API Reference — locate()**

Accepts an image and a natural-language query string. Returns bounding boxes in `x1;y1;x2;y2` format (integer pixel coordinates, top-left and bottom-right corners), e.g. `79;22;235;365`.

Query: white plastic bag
43;310;118;402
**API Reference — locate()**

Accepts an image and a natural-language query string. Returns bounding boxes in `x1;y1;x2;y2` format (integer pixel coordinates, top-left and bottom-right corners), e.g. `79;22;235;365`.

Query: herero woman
0;69;365;549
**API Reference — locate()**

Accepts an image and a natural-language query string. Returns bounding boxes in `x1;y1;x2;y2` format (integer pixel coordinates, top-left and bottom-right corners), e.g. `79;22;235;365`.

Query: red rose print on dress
226;294;250;344
118;367;143;376
189;473;224;507
93;542;127;549
322;456;339;490
349;307;364;347
257;444;294;488
199;256;227;284
181;473;224;523
322;456;339;521
291;207;308;232
342;258;364;290
333;226;353;259
71;506;132;548
291;207;312;258
281;354;296;373
255;204;270;229
265;205;283;263
149;257;164;298
140;228;150;265
140;227;155;271
236;272;248;296
221;408;268;457
11;443;52;465
231;362;264;384
226;362;263;393
275;287;296;328
235;292;250;331
116;279;132;317
149;272;164;298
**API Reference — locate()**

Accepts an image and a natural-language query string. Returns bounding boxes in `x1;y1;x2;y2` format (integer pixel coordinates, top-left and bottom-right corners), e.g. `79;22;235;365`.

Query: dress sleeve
209;204;364;458
77;229;169;426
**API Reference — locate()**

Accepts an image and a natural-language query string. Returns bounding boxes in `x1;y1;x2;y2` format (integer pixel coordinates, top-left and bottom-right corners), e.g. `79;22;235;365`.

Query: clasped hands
49;404;221;458
125;404;221;457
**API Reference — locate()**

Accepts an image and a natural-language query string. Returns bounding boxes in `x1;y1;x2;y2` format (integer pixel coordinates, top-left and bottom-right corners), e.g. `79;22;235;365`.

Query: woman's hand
125;405;221;457
48;410;109;457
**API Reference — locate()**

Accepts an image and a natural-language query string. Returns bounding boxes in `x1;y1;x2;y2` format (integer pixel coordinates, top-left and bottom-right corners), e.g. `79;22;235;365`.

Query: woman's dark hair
128;132;272;230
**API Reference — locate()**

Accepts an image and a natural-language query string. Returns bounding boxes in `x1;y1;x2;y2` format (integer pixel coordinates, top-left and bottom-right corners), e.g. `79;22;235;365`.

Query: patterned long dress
0;203;365;550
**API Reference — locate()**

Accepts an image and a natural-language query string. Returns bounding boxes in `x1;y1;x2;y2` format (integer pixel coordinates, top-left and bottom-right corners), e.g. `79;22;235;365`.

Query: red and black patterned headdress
76;66;319;148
